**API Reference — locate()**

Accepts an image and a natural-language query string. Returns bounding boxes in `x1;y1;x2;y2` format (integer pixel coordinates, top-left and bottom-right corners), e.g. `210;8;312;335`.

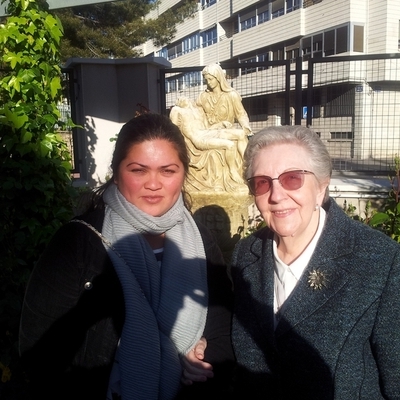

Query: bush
0;0;77;388
343;155;400;243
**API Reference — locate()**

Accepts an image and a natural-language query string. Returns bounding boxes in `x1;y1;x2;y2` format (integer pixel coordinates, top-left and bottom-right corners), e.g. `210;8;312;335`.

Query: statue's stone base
189;190;253;263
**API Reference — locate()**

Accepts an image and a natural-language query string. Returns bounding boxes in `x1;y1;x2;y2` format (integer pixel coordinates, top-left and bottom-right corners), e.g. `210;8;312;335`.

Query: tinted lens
279;171;305;190
247;170;310;196
248;176;271;196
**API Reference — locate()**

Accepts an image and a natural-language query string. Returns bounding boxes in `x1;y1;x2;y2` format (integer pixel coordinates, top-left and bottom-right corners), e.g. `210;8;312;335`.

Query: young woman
19;113;234;400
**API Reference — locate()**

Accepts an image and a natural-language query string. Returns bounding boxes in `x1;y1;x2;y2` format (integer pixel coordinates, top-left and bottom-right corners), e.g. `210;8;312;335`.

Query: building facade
135;0;400;177
137;0;400;77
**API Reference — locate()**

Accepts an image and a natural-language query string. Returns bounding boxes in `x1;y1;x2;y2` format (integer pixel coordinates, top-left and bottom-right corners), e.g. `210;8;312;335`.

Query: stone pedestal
189;190;253;263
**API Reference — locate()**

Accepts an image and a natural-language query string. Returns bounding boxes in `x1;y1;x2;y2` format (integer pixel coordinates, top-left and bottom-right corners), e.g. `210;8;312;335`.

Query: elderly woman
230;125;400;399
185;125;400;399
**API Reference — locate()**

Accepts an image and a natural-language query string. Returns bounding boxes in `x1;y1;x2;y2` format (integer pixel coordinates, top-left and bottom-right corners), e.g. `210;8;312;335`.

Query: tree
55;0;197;62
0;0;75;384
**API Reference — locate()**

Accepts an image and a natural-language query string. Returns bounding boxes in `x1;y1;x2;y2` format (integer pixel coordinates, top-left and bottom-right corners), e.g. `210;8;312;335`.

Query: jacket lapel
275;201;355;337
245;231;277;341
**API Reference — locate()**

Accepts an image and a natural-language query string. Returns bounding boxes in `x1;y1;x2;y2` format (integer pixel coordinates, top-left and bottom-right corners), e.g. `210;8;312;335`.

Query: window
167;43;182;60
259;52;269;62
324;30;335;56
184;71;202;87
240;57;257;75
239;52;272;73
240;9;256;31
330;132;353;140
353;25;364;52
201;0;216;9
258;3;270;24
302;37;311;59
258;10;270;24
167;47;176;60
301;25;350;58
313;34;323;58
234;0;302;33
183;33;200;54
166;79;177;93
336;26;348;54
177;76;185;91
258;52;270;70
272;46;284;60
202;28;217;47
272;0;285;18
286;47;299;62
157;47;168;59
166;71;202;93
286;0;301;13
241;16;257;31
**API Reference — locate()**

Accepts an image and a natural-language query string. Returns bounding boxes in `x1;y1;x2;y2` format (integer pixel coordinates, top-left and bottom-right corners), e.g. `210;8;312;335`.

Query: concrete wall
63;57;171;187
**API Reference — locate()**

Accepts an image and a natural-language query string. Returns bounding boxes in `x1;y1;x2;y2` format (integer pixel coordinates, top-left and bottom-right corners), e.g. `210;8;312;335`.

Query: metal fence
160;53;400;175
3;55;399;177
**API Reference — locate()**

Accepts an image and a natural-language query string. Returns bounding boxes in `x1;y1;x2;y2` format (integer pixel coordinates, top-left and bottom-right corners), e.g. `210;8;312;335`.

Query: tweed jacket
19;208;234;400
231;199;400;399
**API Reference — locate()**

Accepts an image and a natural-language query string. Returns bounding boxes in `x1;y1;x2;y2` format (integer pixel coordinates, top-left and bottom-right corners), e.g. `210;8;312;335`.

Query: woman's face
252;143;328;240
114;139;185;217
204;73;220;91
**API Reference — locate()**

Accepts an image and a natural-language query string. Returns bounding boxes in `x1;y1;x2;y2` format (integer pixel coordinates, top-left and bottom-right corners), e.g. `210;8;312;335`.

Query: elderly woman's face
252;143;327;240
114;139;185;217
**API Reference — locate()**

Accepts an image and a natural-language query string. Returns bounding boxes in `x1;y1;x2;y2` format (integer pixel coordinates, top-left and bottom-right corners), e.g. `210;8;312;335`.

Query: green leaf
369;212;390;226
20;130;32;143
4;108;28;129
39;140;53;157
4;52;22;69
50;75;61;98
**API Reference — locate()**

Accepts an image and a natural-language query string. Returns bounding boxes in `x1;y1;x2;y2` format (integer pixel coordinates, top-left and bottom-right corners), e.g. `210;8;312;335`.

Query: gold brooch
308;269;328;290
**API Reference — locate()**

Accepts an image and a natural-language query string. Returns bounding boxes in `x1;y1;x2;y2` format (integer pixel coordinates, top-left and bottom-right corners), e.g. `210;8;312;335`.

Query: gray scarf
102;183;208;400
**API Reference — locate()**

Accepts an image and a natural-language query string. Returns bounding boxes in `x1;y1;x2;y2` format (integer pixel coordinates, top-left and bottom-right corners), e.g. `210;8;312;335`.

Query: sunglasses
247;170;315;196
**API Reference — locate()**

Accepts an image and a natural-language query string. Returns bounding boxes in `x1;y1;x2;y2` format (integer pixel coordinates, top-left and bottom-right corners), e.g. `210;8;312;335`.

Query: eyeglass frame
246;169;315;196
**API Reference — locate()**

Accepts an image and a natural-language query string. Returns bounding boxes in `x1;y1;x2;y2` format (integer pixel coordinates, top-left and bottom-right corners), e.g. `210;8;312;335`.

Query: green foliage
342;199;375;224
343;156;400;242
55;0;197;62
0;0;76;378
365;155;400;242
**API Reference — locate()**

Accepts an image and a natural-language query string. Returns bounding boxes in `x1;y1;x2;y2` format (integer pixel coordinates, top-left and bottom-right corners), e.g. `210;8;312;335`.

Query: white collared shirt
273;207;326;321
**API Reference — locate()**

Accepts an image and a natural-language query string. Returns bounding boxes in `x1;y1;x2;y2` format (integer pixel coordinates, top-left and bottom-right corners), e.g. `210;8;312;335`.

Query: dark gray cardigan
231;199;400;399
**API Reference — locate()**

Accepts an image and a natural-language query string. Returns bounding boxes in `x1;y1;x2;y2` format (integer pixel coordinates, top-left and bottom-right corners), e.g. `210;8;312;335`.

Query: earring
315;204;320;211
